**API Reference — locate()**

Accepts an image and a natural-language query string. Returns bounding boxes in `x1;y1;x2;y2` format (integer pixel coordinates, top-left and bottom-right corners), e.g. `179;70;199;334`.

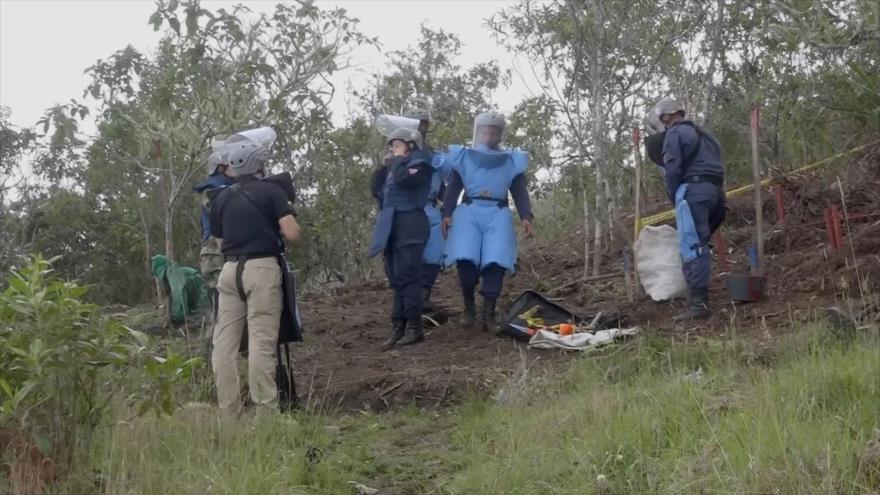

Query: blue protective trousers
676;182;726;290
445;201;517;272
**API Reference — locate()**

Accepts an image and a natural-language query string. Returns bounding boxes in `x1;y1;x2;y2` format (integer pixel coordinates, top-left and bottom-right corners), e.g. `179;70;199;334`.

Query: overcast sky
0;0;534;132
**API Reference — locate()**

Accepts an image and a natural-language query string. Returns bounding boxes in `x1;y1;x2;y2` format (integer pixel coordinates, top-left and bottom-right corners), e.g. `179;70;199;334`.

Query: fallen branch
378;382;404;397
551;272;621;294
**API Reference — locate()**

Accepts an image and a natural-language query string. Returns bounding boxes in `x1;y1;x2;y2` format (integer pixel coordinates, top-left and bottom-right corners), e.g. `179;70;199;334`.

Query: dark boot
460;291;476;329
381;320;406;350
481;297;498;333
396;319;424;346
422;287;435;313
673;288;710;322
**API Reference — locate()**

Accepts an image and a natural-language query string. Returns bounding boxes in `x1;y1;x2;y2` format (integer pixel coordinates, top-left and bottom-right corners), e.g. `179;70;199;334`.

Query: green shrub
0;255;202;474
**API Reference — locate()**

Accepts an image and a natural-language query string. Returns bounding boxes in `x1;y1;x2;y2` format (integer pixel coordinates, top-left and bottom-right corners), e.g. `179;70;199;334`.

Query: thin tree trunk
590;45;605;277
701;0;725;128
164;207;175;263
605;167;618;248
140;209;161;305
581;173;591;280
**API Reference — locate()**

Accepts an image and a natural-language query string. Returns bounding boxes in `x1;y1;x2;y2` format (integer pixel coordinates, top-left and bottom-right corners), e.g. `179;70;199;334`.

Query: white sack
635;225;687;301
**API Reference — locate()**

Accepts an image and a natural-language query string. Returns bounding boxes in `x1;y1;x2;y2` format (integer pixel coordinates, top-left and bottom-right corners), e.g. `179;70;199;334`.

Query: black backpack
644;122;704;168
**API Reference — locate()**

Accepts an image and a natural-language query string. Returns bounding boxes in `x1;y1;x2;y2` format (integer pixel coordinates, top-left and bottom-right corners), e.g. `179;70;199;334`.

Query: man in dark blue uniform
647;99;726;321
403;103;449;312
368;128;435;349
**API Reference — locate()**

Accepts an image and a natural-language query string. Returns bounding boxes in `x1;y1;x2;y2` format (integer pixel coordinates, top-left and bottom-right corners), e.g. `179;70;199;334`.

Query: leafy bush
0;255;202;478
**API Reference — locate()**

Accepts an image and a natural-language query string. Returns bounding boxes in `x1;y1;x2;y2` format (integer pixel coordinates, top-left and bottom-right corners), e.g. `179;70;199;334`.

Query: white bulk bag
635;225;688;301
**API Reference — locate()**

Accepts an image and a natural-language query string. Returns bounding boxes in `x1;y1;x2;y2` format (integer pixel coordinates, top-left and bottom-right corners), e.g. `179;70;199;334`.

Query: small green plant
0;255;202;481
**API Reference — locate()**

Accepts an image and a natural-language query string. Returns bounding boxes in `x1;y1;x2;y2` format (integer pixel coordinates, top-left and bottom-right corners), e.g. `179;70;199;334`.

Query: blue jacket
193;173;235;242
367;150;434;257
662;121;724;202
382;150;432;211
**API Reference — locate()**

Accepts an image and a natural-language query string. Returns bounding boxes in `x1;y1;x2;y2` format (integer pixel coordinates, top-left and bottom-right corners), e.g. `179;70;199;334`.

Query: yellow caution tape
635;140;880;232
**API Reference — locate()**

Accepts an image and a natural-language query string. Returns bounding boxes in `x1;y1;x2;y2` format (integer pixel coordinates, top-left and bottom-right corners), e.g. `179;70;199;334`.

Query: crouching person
209;141;301;412
368;128;436;349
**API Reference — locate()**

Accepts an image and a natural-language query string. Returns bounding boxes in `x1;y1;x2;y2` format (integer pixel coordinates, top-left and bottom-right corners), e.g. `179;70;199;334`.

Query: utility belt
224;253;280;302
684;174;724;188
462;194;509;209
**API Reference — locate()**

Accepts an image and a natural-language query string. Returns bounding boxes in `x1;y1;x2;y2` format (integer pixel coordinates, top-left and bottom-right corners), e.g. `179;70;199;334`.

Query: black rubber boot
422;287;435;313
460;290;476;329
693;287;710;319
381;320;406;350
673;288;710;322
481;297;498;333
396;319;424;346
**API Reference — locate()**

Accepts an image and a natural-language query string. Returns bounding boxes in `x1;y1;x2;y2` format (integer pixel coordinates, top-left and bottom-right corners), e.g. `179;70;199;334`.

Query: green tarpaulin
151;255;208;323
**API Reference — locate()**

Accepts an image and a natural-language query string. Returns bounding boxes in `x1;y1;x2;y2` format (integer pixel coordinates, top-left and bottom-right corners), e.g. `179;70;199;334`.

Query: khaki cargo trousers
212;257;281;411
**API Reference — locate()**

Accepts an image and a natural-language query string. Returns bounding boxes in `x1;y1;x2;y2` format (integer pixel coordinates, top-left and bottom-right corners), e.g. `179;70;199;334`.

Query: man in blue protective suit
192;150;236;321
647;99;726;321
368;128;437;349
440;110;534;333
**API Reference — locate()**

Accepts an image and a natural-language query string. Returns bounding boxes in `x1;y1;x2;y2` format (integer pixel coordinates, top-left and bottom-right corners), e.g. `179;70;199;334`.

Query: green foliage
447;329;880;493
296;25;506;285
4;0;879;299
355;24;506;147
53;326;880;493
0;255;202;463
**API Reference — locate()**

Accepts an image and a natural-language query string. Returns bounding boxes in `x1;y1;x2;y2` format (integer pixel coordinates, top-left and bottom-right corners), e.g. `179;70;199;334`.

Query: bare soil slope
296;144;880;412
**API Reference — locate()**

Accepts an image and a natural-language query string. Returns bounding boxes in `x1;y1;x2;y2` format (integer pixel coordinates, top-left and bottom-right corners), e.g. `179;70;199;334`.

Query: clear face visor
404;96;432;121
473;124;504;148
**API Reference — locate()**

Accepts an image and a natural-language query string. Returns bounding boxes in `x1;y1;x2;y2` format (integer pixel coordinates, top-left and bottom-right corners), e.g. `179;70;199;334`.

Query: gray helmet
387;127;423;150
653;98;685;120
227;141;267;176
643;112;665;136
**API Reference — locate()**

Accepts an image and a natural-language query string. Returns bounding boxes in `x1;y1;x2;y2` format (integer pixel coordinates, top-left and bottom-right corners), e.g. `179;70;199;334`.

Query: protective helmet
653;98;686;120
473;110;506;147
474;110;506;132
643;112;665;136
227;141;267;176
205;150;227;175
387;127;423;150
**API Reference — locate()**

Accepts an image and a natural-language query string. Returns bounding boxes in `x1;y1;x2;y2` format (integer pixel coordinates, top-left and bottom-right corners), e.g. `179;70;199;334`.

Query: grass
52;325;879;494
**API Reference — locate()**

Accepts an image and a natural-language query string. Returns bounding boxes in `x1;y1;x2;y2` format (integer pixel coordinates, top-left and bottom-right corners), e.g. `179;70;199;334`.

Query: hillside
294;143;880;412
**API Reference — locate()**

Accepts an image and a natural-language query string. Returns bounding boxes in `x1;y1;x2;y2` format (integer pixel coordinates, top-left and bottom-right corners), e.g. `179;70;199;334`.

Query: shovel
727;245;765;302
727;105;767;303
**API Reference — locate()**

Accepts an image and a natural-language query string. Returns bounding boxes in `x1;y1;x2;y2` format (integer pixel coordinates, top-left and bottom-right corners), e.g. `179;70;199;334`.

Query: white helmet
653;98;685;120
205;150;227;175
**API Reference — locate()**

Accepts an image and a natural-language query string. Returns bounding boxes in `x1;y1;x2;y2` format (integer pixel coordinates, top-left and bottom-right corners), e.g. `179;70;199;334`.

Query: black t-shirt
210;174;296;256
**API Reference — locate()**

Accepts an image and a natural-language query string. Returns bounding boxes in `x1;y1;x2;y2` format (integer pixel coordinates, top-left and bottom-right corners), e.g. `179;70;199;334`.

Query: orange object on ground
558;323;575;336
